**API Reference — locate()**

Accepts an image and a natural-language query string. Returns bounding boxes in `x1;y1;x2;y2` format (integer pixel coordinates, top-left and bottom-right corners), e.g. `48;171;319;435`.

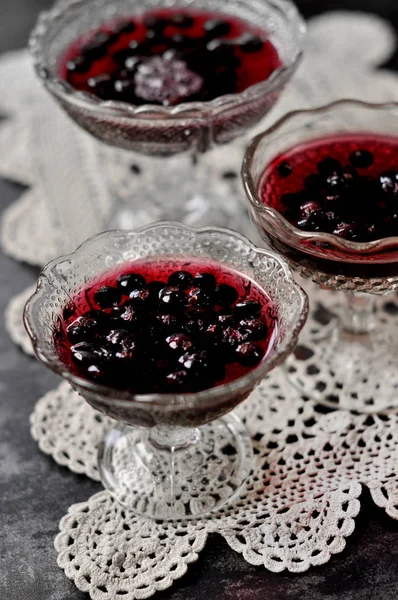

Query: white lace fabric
284;287;398;413
35;367;397;599
31;367;398;593
3;10;398;599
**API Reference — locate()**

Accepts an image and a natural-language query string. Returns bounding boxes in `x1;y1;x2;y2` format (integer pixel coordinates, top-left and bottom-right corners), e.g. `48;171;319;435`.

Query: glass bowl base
284;300;398;414
103;149;252;236
98;413;253;520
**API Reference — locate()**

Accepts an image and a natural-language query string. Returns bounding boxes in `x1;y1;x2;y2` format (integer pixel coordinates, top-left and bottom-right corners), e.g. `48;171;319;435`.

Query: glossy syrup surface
261;134;398;243
55;258;278;395
59;7;280;106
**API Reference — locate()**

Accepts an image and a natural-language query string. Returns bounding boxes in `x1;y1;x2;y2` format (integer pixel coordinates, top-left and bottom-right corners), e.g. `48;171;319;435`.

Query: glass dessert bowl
29;0;305;228
24;222;307;520
242;99;398;413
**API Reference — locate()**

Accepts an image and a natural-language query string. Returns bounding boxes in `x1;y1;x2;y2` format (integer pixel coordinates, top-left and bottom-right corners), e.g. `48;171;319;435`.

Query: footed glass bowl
242;99;398;413
29;0;305;229
30;0;304;155
24;222;308;519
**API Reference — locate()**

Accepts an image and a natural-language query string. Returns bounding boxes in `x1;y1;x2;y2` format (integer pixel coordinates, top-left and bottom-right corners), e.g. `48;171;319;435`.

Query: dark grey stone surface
1;1;398;599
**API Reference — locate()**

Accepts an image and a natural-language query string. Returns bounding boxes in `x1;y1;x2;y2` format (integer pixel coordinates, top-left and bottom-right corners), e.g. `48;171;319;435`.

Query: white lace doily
30;365;396;598
30;380;110;481
285;287;398;413
31;368;398;589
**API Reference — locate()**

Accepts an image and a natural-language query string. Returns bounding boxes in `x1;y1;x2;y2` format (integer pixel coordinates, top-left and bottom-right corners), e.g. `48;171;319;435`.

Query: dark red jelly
55;258;278;394
59;8;280;106
261;134;398;243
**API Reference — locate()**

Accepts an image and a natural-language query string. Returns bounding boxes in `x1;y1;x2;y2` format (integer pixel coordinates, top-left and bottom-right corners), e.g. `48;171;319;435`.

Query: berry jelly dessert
59;8;280;106
261;134;398;243
55;258;278;395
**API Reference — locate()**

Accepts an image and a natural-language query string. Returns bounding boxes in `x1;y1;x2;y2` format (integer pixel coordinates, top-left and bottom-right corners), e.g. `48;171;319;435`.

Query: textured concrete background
1;1;398;598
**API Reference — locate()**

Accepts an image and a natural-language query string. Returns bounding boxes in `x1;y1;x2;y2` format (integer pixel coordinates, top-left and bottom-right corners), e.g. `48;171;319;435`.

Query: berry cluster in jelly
56;262;274;394
263;135;398;242
60;8;280;106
